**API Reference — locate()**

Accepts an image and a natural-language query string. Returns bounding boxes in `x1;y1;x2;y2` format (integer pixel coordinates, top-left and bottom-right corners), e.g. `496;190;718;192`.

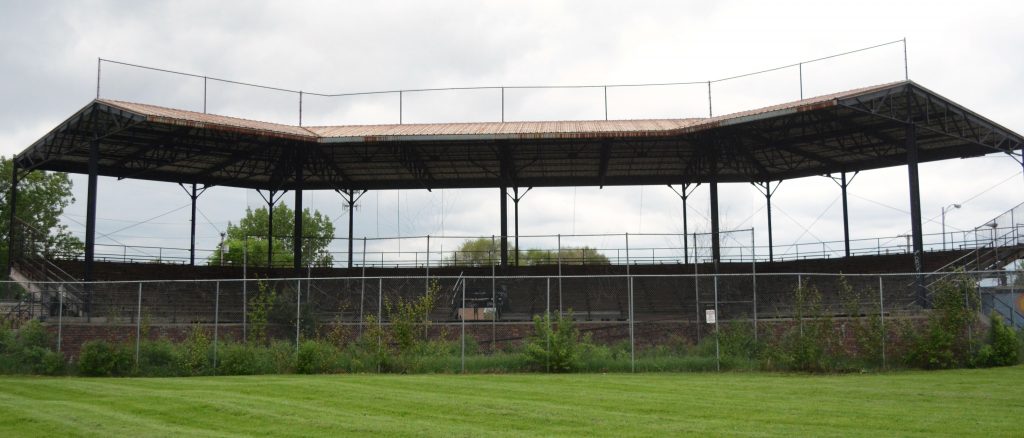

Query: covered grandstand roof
14;80;1023;191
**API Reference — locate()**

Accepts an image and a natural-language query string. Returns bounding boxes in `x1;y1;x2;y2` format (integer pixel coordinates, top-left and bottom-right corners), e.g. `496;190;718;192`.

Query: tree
447;237;609;266
209;203;336;267
446;237;511;267
1;156;83;276
521;246;610;265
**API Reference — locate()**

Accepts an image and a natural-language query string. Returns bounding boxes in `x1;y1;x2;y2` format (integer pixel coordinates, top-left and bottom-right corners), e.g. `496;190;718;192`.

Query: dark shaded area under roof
14;81;1023;191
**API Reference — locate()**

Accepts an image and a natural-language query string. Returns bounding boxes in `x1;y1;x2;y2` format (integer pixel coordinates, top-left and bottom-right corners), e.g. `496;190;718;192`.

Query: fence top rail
1;269;1013;286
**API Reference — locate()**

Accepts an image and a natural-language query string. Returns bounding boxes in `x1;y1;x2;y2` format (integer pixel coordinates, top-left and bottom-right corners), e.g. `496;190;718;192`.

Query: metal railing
96;39;907;125
45;224;1023;269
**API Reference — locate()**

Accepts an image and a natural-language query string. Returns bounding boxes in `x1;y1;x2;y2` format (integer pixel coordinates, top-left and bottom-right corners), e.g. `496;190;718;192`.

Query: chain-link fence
3;269;1021;372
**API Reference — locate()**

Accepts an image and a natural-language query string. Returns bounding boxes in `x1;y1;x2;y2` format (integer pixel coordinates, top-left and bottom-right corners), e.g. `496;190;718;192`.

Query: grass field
0;367;1021;437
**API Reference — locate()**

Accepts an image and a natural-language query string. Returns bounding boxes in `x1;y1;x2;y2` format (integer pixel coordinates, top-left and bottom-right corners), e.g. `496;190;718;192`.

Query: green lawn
0;367;1021;437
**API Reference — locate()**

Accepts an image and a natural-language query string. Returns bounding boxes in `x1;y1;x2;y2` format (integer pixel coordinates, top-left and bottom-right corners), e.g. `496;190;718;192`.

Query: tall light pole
942;203;961;251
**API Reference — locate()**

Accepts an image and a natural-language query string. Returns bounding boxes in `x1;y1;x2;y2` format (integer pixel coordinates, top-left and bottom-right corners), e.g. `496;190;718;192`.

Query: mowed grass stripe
0;367;1021;437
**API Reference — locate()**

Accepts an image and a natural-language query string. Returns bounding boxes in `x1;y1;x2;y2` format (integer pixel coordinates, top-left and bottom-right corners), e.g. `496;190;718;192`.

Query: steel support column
347;194;355;269
6;158;18;277
179;183;208;267
258;189;284;268
841;172;851;258
669;183;700;264
499;185;508;267
293;172;303;273
906;123;926;305
513;189;519;266
753;181;779;262
84;140;99;283
190;183;197;266
268;194;275;267
826;172;858;258
508;187;531;266
682;187;690;264
766;189;774;262
710;180;721;271
337;189;365;269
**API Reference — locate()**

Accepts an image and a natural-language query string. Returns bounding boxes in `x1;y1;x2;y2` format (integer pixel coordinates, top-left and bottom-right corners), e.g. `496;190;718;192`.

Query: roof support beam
709;149;721;271
6;158;19;278
337;189;367;268
753;181;781;262
179;183;210;266
84;139;99;318
668;183;700;264
906;123;926;306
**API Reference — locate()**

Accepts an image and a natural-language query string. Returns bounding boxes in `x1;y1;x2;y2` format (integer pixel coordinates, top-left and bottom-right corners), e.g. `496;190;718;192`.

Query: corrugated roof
307;119;705;142
18;80;1024;191
99;100;318;140
97;81;903;143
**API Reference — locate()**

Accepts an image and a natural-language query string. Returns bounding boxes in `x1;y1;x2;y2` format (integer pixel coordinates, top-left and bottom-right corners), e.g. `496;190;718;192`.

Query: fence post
694;261;700;342
377;277;382;373
295;278;301;351
751;228;758;341
798;62;804;99
360;237;367;335
214;281;219;373
425;235;431;340
629;274;635;373
57;285;63;354
714;273;720;372
242;236;248;343
557;234;562;315
491;247;496;351
546;276;551;373
965;273;973;351
797;274;803;336
461;278;466;374
879;276;886;370
135;282;142;370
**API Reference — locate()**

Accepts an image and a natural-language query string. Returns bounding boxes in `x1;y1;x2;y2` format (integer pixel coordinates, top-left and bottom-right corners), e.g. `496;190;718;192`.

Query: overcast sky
1;0;1022;264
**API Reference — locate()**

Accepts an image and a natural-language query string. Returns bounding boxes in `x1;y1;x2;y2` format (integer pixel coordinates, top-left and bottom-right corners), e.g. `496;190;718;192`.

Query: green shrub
178;324;212;376
16;320;52;350
296;340;340;374
904;273;979;369
16;346;65;375
78;340;132;377
348;315;390;372
248;279;275;346
0;322;12;355
717;320;763;362
767;282;838;372
840;276;885;369
0;321;64;375
218;342;271;375
524;312;581;372
265;340;297;374
384;281;438;353
974;312;1020;367
137;340;181;377
577;338;630;372
1019;329;1024;364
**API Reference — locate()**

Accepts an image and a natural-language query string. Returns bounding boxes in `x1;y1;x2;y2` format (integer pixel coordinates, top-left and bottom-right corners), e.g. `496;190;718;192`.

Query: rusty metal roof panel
98;99;318;141
307;118;704;142
308;82;904;142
